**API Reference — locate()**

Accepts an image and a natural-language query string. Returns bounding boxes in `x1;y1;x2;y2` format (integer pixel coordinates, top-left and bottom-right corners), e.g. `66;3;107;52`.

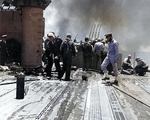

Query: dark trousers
83;56;90;71
95;52;102;70
0;51;6;65
45;56;53;77
122;63;133;70
134;66;148;76
0;42;6;65
61;57;72;80
54;56;61;77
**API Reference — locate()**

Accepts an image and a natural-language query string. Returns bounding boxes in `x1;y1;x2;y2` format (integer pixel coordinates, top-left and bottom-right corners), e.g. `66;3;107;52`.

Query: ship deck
0;69;150;120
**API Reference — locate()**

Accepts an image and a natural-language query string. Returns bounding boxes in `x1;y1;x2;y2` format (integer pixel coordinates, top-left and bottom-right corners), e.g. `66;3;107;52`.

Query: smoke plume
44;0;150;52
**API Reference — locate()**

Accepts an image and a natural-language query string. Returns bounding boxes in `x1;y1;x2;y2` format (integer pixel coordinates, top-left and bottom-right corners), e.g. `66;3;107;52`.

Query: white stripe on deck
83;80;91;120
98;80;114;120
84;74;115;120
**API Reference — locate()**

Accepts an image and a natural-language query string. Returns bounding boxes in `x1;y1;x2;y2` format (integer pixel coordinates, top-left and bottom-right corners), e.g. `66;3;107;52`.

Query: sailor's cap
98;38;104;41
48;33;54;37
66;33;71;38
105;33;112;37
135;57;140;61
2;34;7;38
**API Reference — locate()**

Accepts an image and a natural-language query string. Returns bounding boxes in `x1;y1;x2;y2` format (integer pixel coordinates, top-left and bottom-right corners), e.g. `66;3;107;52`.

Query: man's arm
60;42;64;56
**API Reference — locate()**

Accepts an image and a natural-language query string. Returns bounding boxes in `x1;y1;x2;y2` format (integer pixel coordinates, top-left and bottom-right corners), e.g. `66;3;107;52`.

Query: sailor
121;55;134;74
44;32;55;77
52;32;63;78
122;55;132;69
101;33;119;85
60;33;76;81
93;38;104;70
0;35;7;65
81;37;93;71
134;57;149;76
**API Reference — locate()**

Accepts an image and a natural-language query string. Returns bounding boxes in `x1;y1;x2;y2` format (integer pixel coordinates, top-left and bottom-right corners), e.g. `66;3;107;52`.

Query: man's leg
101;57;110;80
111;62;118;85
65;58;72;81
107;63;113;75
97;52;101;70
54;56;61;78
54;56;61;72
85;57;88;71
83;57;86;71
86;57;90;71
60;59;66;79
47;56;53;77
134;66;141;74
95;53;98;69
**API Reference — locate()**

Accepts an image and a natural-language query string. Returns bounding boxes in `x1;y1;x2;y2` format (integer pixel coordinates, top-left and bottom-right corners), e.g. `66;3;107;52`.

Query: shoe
57;76;61;80
64;78;71;81
111;80;118;86
46;77;51;80
102;77;110;80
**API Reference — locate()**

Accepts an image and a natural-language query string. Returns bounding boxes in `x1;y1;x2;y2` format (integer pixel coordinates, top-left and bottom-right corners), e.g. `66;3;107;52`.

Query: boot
112;80;118;86
102;77;110;80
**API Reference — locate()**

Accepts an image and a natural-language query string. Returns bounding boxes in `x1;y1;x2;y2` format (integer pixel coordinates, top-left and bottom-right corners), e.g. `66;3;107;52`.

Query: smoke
44;0;150;52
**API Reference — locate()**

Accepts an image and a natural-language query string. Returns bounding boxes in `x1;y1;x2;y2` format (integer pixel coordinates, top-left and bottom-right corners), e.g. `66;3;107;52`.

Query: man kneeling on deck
101;33;119;85
121;55;134;75
134;57;149;76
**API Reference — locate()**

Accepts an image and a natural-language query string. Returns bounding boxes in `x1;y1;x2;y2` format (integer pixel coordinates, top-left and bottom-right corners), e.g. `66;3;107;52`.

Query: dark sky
44;0;150;52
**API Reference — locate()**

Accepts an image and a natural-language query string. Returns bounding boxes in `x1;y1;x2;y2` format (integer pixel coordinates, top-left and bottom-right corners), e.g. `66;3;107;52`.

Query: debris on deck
0;69;150;120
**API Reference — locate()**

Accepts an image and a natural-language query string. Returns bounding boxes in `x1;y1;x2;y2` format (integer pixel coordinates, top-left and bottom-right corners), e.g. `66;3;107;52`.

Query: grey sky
44;0;150;52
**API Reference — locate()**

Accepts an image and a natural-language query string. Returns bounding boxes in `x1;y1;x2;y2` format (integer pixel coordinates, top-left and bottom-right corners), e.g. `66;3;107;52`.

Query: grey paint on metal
135;78;150;94
0;71;127;119
98;80;114;120
36;82;69;119
106;86;127;120
84;75;117;120
83;79;91;120
89;79;101;120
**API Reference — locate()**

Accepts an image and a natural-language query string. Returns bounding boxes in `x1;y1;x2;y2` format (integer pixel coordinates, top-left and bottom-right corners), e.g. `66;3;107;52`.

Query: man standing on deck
44;33;55;78
101;33;119;85
60;33;76;81
81;37;93;71
51;31;63;78
93;38;104;70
